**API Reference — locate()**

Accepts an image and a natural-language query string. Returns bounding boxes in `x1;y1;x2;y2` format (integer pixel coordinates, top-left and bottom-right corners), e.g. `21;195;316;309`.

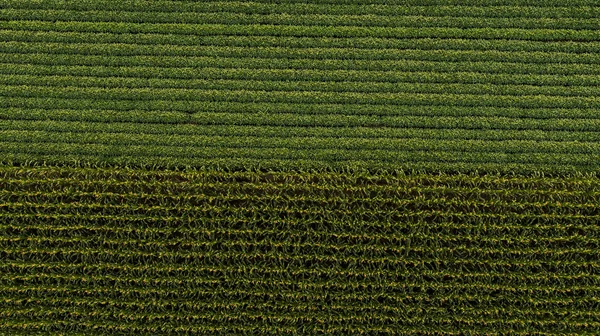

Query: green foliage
0;166;599;334
0;0;599;173
1;1;600;334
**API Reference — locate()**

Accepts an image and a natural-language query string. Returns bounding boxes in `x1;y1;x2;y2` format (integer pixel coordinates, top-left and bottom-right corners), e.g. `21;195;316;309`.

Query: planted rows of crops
0;166;599;334
1;1;599;334
1;0;600;172
1;1;600;335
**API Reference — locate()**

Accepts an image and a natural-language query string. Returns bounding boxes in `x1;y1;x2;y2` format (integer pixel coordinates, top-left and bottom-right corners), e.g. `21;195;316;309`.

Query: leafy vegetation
0;166;599;334
0;1;600;172
1;0;599;334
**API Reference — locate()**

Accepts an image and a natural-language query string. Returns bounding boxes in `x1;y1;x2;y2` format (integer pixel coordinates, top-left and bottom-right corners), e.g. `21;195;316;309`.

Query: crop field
2;0;600;172
1;0;599;334
0;166;599;334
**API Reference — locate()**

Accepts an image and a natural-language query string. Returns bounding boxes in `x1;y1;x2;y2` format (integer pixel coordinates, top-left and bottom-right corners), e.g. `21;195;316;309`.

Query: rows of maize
1;166;599;334
1;0;599;334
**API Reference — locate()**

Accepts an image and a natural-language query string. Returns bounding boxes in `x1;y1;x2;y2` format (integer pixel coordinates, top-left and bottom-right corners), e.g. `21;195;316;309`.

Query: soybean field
2;0;600;172
1;0;599;335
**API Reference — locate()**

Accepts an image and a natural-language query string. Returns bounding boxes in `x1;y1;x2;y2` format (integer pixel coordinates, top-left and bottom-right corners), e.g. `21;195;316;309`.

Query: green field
1;0;599;334
1;166;599;334
2;0;600;172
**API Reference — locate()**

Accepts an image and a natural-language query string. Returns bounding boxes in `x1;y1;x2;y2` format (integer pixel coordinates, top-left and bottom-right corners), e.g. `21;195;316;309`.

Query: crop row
4;251;599;287
2;164;596;191
6;293;599;321
5;200;597;232
147;0;600;6
9;175;594;202
0;291;595;330
2;306;595;334
4;85;600;110
0;264;598;300
4;102;600;133
1;294;598;324
6;211;597;240
6;31;600;55
12;213;586;240
5;254;599;284
0;85;597;122
3;213;598;240
0;295;502;323
0;151;593;180
0;322;405;336
6;63;600;89
185;112;600;131
2;0;600;18
3;243;599;273
6;42;600;65
5;240;597;276
2;220;598;248
3;115;600;144
4;218;598;249
3;53;599;75
2;186;597;221
2;175;597;203
1;284;598;315
0;321;589;336
5;152;586;174
3;190;597;218
2;140;598;166
5;74;600;99
6;293;590;321
5;231;597;261
3;21;600;41
3;130;600;155
4;10;600;30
